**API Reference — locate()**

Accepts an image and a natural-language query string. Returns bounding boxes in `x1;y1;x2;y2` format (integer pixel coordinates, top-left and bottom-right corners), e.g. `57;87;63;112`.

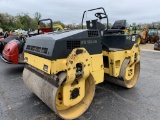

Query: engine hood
24;29;102;60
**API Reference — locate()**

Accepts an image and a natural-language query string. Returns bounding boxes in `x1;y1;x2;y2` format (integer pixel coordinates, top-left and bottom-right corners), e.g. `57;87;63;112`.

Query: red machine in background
1;19;53;64
0;35;19;53
1;36;25;64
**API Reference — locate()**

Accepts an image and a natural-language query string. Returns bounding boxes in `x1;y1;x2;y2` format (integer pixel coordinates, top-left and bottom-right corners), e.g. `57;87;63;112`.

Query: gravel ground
140;43;154;50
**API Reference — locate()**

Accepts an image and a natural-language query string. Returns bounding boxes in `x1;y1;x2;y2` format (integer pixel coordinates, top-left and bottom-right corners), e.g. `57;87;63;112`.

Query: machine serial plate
81;40;98;45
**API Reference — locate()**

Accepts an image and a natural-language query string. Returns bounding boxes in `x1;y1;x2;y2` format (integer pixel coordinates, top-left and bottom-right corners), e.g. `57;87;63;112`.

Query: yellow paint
24;42;139;86
63;80;85;106
62;48;90;106
124;62;140;88
103;43;140;78
104;68;109;74
51;59;67;74
24;48;104;106
56;74;95;120
24;49;104;85
53;24;64;31
24;42;140;107
91;54;103;72
24;53;51;74
125;65;135;81
91;70;104;84
137;37;141;44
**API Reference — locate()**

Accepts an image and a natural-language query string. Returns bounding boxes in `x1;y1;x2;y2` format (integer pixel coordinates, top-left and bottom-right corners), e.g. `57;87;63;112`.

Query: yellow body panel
24;43;140;107
90;53;104;84
62;48;91;106
91;54;103;72
24;53;51;74
24;48;104;106
24;42;140;83
51;59;67;74
91;70;104;84
24;50;104;84
103;43;140;80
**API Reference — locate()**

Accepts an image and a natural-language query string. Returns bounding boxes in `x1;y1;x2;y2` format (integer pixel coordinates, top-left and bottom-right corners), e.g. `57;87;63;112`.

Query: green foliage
0;12;41;31
0;12;68;32
0;12;110;31
0;13;15;31
34;12;41;22
1;12;160;32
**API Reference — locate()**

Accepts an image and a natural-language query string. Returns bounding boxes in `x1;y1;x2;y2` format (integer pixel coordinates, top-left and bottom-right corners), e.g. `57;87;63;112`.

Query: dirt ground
140;43;154;50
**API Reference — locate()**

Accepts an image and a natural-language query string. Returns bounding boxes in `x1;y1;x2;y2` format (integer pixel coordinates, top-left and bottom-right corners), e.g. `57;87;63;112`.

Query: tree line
0;12;67;32
0;12;160;32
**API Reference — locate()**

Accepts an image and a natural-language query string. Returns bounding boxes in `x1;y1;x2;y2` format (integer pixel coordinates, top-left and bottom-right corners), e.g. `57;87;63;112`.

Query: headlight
43;65;48;72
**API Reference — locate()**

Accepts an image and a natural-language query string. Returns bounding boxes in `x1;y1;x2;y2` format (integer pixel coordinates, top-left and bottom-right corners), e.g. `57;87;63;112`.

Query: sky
0;0;160;24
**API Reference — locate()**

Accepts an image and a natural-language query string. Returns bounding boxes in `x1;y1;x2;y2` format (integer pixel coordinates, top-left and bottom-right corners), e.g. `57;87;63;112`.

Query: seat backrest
111;20;126;29
104;20;126;34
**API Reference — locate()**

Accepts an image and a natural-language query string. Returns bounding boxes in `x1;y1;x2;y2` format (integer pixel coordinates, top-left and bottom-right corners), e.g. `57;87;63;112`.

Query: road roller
22;7;140;119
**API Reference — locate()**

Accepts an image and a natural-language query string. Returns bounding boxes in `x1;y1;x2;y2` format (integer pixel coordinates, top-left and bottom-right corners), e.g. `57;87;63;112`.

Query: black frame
81;7;108;30
38;18;53;34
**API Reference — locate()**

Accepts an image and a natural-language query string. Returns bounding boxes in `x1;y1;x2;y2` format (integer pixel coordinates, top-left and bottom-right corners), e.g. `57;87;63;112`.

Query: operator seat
102;20;138;52
104;20;126;34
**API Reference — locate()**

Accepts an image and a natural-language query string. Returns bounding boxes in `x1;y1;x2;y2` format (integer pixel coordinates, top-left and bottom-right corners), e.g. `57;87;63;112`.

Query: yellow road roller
23;7;140;119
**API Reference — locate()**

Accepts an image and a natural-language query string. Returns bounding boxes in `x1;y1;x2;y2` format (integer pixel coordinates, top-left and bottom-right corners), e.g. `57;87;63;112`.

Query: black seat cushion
104;29;123;34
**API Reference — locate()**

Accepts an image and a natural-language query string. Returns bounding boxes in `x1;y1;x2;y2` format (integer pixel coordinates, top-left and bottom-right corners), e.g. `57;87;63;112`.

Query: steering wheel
95;12;106;20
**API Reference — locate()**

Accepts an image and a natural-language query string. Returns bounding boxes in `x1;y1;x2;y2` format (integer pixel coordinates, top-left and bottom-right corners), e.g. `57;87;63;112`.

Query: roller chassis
23;7;140;119
23;47;100;119
103;43;140;88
